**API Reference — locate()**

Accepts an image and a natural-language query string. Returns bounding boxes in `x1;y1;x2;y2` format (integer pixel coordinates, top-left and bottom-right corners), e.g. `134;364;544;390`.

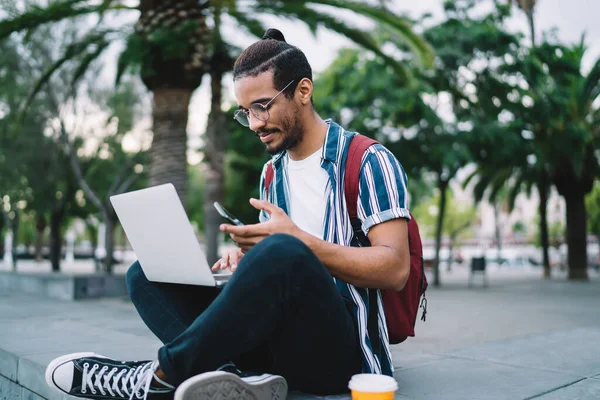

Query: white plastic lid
348;374;398;392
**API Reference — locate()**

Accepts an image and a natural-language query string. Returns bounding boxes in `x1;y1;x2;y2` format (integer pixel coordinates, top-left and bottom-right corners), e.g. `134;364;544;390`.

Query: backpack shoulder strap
344;134;381;354
264;161;274;199
344;134;378;219
345;134;378;248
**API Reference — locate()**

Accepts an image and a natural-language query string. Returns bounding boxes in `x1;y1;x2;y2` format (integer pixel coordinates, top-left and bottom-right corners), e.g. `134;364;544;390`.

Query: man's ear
296;78;313;105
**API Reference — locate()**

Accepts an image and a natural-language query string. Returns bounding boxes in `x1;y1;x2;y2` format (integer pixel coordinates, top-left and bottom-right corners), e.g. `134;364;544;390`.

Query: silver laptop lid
110;183;219;286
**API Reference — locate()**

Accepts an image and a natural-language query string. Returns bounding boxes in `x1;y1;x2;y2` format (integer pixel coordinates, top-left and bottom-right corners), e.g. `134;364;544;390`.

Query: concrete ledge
0;271;127;301
2;289;600;400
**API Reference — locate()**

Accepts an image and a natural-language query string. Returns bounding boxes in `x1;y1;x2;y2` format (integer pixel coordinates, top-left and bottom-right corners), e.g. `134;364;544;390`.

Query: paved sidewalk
1;266;599;399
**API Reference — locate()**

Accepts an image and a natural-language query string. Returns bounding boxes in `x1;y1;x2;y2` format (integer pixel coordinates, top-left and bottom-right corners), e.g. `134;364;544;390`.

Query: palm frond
17;30;115;121
71;39;112;89
225;7;268;39
525;179;535;198
462;168;480;189
507;171;524;211
305;0;435;67
472;173;493;203
582;55;600;107
115;33;143;85
488;168;512;202
259;2;414;83
0;0;135;40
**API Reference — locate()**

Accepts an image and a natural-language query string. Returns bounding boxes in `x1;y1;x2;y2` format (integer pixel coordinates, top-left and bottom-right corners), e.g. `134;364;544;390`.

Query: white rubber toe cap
45;352;99;395
51;362;74;392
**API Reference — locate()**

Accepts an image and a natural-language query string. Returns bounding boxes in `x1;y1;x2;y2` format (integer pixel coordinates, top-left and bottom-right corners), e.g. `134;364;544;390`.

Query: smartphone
213;202;244;226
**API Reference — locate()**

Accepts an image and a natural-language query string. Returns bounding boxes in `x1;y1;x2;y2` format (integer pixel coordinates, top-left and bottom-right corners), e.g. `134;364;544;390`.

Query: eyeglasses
233;80;295;127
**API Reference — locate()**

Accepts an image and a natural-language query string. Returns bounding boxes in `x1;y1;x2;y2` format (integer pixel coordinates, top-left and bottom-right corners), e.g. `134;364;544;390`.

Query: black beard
265;115;303;155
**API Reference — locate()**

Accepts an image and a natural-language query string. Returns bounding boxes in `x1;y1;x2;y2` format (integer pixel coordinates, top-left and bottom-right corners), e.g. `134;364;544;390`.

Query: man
45;28;410;400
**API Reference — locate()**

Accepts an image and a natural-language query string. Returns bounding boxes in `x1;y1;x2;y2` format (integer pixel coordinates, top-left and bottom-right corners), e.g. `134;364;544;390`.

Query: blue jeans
126;234;362;395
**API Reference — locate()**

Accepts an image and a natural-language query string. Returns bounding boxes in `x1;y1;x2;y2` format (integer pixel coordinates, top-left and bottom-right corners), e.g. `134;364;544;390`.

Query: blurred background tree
412;189;478;271
0;0;597;281
0;0;434;264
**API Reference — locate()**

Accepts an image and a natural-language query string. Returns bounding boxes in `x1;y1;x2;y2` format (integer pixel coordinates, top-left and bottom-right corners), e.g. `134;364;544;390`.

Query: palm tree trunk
0;211;4;258
11;209;19;270
447;238;454;272
103;212;116;274
150;89;192;205
35;215;46;262
203;7;227;266
537;176;551;278
203;67;226;266
494;203;503;262
49;209;64;272
564;190;589;280
433;178;448;287
526;8;536;47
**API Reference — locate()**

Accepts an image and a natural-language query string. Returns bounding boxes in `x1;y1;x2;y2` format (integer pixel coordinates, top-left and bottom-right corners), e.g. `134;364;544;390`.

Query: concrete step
0;271;127;301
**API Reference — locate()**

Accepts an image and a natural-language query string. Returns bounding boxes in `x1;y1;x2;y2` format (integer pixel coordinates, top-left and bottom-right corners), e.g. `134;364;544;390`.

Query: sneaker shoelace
80;360;159;400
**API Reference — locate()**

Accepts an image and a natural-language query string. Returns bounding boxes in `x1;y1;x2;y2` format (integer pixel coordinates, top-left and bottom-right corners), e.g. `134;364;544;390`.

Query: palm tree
464;121;555;279
513;40;600;280
507;0;554;278
1;0;434;263
539;43;599;280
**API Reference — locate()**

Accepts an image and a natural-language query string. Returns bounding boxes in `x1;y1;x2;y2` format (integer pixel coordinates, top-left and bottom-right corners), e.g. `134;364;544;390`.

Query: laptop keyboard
213;274;231;282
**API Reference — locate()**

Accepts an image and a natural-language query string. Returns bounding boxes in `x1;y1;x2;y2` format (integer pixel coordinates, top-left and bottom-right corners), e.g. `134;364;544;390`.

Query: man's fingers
231;234;265;248
211;258;222;271
221;224;255;237
220;223;240;234
230;250;244;272
230;251;240;265
220;252;231;270
249;198;279;215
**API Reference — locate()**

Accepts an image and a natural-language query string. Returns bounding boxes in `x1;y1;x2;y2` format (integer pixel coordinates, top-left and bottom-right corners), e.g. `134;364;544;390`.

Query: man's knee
257;233;312;260
249;234;320;274
125;261;146;294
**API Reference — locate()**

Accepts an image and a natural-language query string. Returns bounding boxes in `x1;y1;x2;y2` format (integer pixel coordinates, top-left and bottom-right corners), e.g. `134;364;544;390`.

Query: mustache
255;128;280;137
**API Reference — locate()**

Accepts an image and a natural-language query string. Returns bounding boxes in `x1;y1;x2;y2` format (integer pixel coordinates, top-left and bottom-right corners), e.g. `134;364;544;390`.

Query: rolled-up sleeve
357;144;410;234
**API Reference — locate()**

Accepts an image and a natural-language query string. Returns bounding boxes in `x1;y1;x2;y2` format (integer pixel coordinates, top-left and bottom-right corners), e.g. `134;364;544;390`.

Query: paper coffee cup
348;373;398;400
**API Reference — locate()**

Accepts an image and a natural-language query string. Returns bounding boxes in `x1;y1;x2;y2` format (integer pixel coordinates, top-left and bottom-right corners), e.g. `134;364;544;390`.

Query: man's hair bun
262;28;286;42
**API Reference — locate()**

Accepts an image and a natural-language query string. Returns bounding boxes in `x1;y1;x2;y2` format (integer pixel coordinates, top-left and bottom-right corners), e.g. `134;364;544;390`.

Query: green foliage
0;1;99;40
512;220;527;236
187;165;205;236
0;17;149;262
532;216;565;248
117;21;204;85
586;182;600;239
502;39;600;191
229;0;434;82
17;211;36;246
15;28;116;125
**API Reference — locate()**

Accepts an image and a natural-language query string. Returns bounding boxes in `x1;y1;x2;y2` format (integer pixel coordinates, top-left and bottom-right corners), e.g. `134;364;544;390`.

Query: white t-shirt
286;147;329;238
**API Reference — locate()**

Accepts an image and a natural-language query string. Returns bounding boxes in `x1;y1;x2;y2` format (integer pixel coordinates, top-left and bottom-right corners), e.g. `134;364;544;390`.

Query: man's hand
220;198;300;253
211;248;244;272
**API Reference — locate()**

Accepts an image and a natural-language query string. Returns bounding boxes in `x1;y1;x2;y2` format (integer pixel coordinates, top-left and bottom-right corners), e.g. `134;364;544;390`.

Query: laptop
110;183;230;287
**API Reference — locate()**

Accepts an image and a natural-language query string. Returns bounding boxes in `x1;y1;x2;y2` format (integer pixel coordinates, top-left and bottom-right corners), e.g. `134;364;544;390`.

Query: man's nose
248;113;268;131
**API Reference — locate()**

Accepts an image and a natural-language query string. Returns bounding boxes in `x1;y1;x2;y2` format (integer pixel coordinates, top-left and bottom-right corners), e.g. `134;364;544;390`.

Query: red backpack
264;134;428;344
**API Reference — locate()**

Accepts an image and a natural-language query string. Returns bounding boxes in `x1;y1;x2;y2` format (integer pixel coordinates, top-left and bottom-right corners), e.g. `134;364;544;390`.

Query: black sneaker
45;352;174;400
174;363;287;400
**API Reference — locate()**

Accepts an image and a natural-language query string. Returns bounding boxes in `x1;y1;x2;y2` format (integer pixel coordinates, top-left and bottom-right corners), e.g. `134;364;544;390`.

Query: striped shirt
258;120;410;376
